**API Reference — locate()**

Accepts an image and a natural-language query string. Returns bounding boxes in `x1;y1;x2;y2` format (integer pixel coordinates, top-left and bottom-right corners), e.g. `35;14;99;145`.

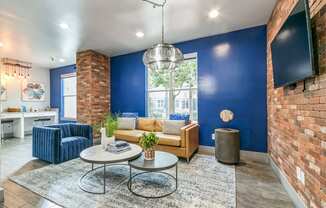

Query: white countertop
1;111;58;119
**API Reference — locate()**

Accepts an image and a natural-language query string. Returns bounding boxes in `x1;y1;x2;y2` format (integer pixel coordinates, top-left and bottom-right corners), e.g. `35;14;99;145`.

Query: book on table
107;141;131;153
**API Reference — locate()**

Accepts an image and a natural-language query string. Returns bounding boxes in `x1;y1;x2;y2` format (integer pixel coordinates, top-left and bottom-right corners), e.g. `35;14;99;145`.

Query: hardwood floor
1;137;294;208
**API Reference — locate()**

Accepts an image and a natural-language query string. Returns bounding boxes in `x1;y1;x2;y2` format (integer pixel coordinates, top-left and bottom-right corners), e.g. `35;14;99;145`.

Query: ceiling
0;0;276;68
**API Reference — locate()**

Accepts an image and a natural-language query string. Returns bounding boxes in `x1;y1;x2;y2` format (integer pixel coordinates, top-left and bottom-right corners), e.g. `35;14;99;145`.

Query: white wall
1;66;50;111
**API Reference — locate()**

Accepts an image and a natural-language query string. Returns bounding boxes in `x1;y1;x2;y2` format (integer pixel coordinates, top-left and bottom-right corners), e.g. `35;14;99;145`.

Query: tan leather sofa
114;118;199;162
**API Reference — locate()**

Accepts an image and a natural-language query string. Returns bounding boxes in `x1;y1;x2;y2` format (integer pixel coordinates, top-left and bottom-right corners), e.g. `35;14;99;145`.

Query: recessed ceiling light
59;23;69;30
136;31;144;38
209;9;219;19
59;58;65;63
0;42;3;48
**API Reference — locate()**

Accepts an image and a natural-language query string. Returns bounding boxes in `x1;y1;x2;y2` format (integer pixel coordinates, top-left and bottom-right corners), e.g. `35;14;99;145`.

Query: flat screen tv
271;0;315;88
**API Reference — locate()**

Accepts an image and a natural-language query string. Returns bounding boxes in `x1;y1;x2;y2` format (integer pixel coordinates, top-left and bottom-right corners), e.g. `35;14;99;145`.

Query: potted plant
139;132;159;160
94;114;118;148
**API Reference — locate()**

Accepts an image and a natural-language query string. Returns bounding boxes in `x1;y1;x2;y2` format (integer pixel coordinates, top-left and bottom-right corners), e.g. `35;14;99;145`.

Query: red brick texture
267;0;326;207
76;50;110;131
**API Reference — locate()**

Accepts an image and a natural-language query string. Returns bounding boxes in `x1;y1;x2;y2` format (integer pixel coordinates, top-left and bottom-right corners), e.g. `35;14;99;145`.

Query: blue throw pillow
169;114;190;124
121;112;139;118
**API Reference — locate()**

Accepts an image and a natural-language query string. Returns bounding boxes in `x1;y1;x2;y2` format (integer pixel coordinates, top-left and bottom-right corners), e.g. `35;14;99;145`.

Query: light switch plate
211;133;215;140
296;167;305;185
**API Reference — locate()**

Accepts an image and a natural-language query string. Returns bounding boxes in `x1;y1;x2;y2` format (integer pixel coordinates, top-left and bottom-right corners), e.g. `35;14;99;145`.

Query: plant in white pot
139;132;159;160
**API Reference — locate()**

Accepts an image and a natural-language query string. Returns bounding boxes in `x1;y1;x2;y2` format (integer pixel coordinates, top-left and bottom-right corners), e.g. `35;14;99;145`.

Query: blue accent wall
111;25;267;152
50;65;76;123
111;52;147;116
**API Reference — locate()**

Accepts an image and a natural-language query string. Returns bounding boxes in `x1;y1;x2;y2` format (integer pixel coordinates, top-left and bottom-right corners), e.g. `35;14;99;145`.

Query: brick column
76;50;110;130
267;1;326;207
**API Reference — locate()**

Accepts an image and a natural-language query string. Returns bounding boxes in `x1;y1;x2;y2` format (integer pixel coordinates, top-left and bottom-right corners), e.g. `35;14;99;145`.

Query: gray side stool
215;128;240;164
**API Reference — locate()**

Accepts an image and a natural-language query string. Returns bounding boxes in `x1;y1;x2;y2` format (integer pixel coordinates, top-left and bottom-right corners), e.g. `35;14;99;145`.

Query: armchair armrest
32;127;61;163
180;123;195;147
70;124;93;141
185;123;199;159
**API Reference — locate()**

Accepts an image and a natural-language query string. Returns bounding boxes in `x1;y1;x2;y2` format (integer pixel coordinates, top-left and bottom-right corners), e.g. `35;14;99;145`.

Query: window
147;54;198;120
62;73;76;120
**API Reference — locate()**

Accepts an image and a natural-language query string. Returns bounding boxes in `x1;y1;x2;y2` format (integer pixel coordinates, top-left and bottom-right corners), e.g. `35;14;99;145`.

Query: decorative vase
100;128;115;149
107;136;115;145
144;148;155;160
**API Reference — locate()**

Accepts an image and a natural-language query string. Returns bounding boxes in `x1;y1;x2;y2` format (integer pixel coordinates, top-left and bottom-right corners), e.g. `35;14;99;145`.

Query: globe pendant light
143;0;184;71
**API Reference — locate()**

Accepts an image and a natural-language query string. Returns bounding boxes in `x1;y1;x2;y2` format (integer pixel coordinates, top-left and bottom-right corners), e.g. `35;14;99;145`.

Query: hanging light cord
142;0;167;43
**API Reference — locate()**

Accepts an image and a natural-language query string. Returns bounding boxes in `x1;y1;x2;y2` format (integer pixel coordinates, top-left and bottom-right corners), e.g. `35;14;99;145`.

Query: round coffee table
128;151;178;198
79;144;142;194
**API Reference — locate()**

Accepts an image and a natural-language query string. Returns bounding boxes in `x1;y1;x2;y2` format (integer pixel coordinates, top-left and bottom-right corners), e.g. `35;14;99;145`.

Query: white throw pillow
117;117;136;130
162;120;185;135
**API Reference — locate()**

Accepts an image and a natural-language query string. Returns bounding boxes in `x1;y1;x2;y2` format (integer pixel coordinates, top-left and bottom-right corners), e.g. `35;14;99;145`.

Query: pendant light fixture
142;0;184;71
1;58;31;79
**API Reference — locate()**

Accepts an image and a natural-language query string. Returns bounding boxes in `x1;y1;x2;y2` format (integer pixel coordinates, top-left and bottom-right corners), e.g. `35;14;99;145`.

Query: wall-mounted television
271;0;315;88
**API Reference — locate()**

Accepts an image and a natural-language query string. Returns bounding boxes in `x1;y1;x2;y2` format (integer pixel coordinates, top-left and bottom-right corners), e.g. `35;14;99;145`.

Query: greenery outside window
147;53;198;120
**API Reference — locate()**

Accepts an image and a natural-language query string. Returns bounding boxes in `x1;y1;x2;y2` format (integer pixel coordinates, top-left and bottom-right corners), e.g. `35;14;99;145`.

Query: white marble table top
80;144;142;164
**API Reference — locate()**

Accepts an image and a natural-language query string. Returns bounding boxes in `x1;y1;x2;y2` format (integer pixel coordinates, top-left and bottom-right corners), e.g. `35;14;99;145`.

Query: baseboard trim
269;158;306;208
198;145;215;155
198;145;269;164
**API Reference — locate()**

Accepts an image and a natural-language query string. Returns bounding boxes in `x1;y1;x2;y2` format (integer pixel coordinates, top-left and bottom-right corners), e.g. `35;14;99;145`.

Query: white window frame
61;72;76;120
147;53;198;120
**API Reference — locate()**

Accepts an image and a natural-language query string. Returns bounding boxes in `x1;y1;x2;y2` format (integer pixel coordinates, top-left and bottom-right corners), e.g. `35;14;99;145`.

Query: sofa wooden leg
195;148;199;153
187;157;190;163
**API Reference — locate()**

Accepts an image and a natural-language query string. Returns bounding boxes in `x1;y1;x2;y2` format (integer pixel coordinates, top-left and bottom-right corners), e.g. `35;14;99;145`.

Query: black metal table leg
129;165;132;190
79;164;128;194
176;163;178;190
103;164;106;193
127;164;178;198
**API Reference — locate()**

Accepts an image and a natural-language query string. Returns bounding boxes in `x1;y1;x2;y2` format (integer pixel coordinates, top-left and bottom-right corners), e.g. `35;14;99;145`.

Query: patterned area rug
10;154;235;208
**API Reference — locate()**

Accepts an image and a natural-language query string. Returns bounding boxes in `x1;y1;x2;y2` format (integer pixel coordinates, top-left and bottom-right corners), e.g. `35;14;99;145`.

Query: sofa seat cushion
114;130;145;142
60;136;92;162
155;132;181;147
61;136;88;144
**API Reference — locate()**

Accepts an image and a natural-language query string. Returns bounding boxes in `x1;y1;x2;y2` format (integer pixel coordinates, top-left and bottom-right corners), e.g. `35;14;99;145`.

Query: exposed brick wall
267;0;326;207
76;50;110;133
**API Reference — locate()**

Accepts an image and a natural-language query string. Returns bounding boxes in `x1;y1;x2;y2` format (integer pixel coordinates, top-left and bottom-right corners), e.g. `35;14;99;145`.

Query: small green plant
94;113;118;137
139;132;159;150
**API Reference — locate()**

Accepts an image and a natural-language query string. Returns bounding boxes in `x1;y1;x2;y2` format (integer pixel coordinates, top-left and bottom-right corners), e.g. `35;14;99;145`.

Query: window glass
147;56;198;120
62;74;76;119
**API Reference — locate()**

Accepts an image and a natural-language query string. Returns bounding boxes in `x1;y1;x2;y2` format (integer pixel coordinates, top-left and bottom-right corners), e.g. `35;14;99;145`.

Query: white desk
0;111;58;138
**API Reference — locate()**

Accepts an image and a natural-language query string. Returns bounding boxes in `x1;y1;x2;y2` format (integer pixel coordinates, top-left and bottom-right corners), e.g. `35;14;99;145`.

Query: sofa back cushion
162;120;185;135
137;118;156;131
154;119;164;132
117;117;136;130
47;124;72;138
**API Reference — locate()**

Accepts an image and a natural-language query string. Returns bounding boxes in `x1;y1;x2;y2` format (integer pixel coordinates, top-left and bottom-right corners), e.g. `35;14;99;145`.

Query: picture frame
21;81;46;101
1;81;7;101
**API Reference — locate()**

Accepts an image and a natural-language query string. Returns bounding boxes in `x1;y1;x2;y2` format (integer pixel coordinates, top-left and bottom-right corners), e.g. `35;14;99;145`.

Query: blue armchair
32;123;93;164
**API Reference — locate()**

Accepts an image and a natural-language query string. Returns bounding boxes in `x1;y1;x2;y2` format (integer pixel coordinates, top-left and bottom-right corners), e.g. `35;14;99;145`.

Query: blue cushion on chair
60;136;90;162
121;112;139;118
61;136;88;144
60;124;72;138
169;113;190;124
